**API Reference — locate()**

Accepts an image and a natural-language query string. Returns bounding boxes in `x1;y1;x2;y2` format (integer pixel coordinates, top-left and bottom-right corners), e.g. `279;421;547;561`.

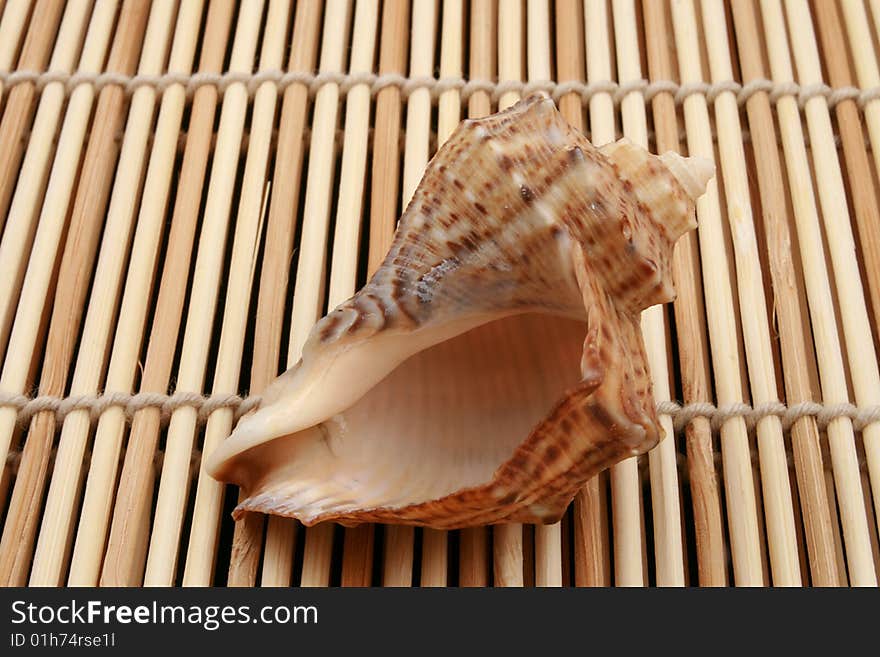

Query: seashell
206;93;713;528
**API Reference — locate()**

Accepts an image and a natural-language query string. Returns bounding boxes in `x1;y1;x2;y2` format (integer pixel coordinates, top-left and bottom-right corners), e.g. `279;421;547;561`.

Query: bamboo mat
0;0;878;587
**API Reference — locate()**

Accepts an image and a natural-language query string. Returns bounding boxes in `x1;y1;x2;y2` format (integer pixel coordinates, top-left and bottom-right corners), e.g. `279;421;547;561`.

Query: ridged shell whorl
206;93;713;529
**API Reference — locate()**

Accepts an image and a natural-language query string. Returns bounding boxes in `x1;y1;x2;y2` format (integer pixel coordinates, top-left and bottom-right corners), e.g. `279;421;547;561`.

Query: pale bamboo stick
340;525;374;587
870;0;880;47
226;0;321;588
643;0;727;587
459;0;494;588
0;0;95;361
523;0;562;589
327;0;379;311
383;524;413;587
829;0;880;529
817;1;880;347
0;0;34;103
496;0;522;116
69;0;234;587
782;0;880;579
759;0;877;586
419;0;463;588
839;1;880;194
379;0;438;588
100;2;263;587
29;0;197;588
489;0;526;589
0;0;64;234
698;0;801;585
787;465;810;581
142;0;279;587
342;2;410;585
334;0;408;588
862;468;880;572
179;0;292;588
366;1;410;274
729;0;839;586
526;0;550;87
325;0;379;589
555;0;611;587
670;0;766;586
286;0;353;588
401;1;438;206
752;462;771;579
0;0;150;587
615;0;688;587
465;0;494;197
583;0;615;148
824;467;850;583
584;0;646;587
436;0;463;144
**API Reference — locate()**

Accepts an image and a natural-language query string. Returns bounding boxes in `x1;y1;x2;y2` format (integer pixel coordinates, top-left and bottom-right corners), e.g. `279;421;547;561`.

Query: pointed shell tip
659;151;714;201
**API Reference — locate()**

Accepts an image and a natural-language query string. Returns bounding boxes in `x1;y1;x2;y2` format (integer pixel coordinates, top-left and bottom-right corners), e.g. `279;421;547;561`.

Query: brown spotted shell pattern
206;93;713;529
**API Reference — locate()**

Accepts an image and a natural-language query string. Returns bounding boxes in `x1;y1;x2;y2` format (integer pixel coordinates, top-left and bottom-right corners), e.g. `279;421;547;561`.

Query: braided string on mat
2;68;880;110
0;391;878;435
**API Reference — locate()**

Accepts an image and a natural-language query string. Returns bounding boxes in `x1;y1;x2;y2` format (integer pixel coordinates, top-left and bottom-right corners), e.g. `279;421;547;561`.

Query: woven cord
1;391;878;434
2;68;880;110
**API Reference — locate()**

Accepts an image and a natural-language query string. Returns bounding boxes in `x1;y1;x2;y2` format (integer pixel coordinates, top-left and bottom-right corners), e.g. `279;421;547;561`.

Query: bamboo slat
0;0;35;103
527;0;562;588
31;0;199;587
70;0;235;587
141;0;276;586
286;0;353;588
418;0;463;589
584;0;647;587
759;0;877;586
840;0;880;202
871;1;880;53
226;0;322;588
0;0;878;589
331;0;379;589
0;0;64;233
671;0;766;586
644;0;727;587
0;0;96;362
100;0;261;587
0;0;150;587
556;0;611;588
699;0;801;585
615;0;686;587
333;0;407;589
179;0;291;587
493;0;525;589
824;0;880;542
458;0;494;589
782;0;880;585
378;0;438;588
730;0;839;586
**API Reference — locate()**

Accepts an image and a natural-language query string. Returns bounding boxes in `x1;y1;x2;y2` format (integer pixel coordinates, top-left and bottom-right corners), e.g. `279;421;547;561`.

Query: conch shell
207;93;712;528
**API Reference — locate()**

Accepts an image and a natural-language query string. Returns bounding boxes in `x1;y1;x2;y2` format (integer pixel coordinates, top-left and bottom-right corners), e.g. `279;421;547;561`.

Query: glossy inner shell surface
206;93;711;529
223;314;587;527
